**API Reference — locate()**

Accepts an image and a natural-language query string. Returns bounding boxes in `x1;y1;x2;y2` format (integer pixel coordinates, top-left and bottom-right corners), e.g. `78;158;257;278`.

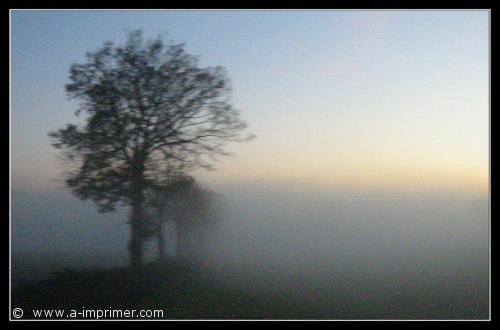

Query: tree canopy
50;30;253;213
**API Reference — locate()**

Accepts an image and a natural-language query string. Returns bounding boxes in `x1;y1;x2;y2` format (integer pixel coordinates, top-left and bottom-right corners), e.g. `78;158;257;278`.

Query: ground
11;258;489;320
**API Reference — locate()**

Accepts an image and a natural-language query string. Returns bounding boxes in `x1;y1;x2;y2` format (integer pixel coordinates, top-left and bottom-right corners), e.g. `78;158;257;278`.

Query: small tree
143;175;219;262
50;30;253;268
143;174;193;260
170;180;213;259
183;188;225;266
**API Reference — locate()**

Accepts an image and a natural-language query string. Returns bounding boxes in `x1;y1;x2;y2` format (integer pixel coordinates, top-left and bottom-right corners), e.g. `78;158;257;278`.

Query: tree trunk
157;223;165;261
129;200;144;269
128;161;146;269
176;230;183;260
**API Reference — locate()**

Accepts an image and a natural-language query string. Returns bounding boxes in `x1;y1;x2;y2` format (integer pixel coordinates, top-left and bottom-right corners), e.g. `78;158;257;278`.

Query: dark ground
12;259;321;320
11;257;489;320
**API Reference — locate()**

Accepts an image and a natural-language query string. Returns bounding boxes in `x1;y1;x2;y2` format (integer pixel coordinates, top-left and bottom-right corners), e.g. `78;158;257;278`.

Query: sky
11;10;489;197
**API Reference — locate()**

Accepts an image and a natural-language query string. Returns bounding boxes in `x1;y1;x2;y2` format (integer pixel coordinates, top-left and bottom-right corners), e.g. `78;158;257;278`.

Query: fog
206;184;488;312
11;183;488;318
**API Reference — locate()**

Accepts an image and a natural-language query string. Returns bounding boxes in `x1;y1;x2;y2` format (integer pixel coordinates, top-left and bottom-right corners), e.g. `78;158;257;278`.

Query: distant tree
49;30;253;269
143;174;192;261
185;189;226;266
143;176;222;262
169;180;215;259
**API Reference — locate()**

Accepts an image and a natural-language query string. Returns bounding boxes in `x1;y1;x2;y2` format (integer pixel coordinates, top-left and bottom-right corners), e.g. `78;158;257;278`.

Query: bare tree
49;30;253;269
169;180;214;260
143;174;192;261
143;175;220;262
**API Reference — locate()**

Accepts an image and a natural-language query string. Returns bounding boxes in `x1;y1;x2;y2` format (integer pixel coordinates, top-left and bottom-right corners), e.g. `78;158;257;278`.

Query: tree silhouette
164;178;216;260
143;173;224;262
49;30;253;269
143;174;193;261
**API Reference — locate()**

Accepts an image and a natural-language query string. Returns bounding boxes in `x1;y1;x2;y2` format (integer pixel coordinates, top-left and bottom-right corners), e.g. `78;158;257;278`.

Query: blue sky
11;10;489;196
